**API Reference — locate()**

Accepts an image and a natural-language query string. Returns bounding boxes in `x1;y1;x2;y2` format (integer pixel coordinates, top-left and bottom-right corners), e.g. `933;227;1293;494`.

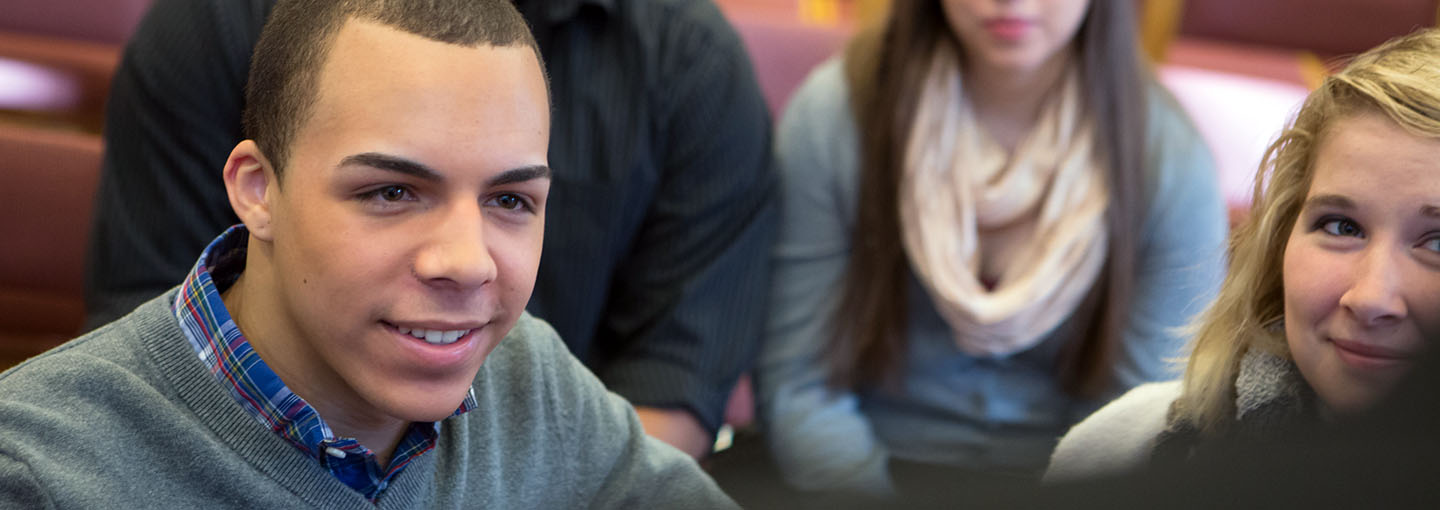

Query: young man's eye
487;193;531;212
377;185;410;201
379;186;407;201
355;185;421;214
360;185;415;203
1316;217;1363;238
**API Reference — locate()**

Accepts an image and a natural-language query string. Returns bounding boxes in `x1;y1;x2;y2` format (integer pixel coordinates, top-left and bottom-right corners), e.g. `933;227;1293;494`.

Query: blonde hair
1173;28;1440;434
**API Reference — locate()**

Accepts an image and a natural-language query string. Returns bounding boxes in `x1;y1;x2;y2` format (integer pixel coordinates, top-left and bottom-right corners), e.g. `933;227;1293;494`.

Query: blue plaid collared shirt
172;225;478;501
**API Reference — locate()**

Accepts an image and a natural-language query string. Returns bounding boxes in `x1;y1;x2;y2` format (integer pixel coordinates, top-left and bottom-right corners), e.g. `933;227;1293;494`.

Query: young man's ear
223;140;279;242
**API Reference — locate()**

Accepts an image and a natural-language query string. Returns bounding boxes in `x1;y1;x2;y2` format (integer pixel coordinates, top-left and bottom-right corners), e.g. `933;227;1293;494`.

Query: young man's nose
1339;246;1408;326
412;204;497;289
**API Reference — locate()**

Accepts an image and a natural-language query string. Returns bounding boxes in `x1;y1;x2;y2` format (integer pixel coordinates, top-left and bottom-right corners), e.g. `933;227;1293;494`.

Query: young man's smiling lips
381;319;491;367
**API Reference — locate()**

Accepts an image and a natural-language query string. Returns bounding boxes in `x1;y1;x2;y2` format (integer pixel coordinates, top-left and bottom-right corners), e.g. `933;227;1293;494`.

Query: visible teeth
399;327;470;345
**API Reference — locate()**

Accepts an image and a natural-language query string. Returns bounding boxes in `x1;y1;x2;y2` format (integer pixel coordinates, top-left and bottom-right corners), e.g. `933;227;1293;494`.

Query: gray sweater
0;291;736;509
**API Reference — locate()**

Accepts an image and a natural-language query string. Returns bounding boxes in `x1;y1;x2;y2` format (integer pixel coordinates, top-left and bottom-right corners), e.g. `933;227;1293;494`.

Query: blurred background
1;0;1435;370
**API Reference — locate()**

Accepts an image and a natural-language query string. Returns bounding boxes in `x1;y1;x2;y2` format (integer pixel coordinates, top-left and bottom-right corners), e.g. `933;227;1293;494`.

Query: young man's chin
376;386;477;423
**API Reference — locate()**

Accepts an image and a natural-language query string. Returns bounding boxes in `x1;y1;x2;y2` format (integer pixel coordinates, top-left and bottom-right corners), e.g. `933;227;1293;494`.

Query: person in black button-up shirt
84;0;776;459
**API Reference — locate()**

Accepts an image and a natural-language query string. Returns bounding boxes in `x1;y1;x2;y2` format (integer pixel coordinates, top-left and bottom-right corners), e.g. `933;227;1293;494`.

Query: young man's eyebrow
488;165;552;186
1422;205;1440;219
339;152;443;181
339;153;549;186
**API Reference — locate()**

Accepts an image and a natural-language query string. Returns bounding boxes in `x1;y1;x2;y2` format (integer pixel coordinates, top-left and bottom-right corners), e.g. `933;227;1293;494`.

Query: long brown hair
830;0;1147;398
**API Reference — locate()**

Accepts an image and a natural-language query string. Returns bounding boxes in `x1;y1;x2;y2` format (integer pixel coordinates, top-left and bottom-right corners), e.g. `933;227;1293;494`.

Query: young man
0;1;736;507
85;0;776;459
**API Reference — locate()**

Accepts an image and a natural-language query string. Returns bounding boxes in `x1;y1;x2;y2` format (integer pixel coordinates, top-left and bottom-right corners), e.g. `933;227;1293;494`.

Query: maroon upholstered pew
0;123;103;369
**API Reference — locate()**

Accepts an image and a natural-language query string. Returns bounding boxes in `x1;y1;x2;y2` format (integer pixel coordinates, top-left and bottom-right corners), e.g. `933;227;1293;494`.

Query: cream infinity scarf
899;44;1109;358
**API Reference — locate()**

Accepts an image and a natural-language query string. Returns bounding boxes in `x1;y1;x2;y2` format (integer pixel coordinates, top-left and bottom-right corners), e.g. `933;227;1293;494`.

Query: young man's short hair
242;0;540;180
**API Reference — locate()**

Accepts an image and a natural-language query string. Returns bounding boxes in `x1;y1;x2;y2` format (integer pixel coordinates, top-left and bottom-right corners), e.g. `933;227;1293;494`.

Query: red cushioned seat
0;122;102;369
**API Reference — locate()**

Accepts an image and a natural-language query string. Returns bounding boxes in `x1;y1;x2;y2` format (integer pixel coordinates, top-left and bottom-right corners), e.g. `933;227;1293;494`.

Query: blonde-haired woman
1047;28;1440;481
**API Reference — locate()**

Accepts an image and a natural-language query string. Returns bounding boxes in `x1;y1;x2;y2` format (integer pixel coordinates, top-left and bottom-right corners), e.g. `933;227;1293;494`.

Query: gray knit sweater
0;291;737;509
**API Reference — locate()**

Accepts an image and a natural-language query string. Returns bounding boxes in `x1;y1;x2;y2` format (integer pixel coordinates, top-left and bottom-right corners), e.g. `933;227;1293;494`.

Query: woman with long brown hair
758;0;1226;493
